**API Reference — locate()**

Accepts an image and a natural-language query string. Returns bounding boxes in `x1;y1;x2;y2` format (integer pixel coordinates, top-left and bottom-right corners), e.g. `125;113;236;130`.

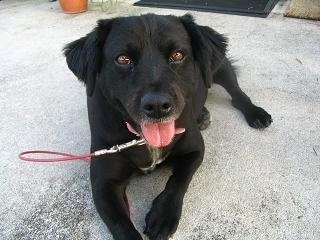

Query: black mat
134;0;279;18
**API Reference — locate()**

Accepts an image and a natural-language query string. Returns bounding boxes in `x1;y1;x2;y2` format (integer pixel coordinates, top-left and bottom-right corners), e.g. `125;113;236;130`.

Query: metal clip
94;139;146;156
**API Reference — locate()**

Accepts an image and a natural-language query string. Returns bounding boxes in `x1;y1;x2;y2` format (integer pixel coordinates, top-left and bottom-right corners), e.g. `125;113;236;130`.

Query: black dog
64;14;272;240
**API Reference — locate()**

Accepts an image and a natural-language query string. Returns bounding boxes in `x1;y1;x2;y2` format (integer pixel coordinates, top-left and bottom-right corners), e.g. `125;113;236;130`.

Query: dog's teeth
175;128;186;134
126;122;140;136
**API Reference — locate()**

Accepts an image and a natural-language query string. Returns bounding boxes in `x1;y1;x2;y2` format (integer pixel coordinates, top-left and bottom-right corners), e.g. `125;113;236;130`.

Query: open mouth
126;121;185;148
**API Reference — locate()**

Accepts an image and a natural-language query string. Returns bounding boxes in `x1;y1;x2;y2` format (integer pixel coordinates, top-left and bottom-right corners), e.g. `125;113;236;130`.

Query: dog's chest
139;148;168;174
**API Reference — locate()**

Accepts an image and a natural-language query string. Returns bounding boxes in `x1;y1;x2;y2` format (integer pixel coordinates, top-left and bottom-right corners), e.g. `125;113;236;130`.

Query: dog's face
64;14;227;147
99;15;196;147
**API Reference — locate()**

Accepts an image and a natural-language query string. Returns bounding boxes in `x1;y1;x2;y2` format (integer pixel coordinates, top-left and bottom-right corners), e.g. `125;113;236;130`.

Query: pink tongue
141;121;182;148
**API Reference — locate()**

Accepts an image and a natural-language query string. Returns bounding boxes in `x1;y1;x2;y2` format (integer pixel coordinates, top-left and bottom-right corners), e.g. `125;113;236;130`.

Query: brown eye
169;50;185;63
116;54;132;65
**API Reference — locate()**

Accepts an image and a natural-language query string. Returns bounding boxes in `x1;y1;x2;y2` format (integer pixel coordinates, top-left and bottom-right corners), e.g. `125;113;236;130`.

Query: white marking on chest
139;147;167;173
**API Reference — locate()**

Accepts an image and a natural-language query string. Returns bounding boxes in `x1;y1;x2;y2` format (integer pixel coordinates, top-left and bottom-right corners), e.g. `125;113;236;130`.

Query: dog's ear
63;19;113;96
180;14;228;88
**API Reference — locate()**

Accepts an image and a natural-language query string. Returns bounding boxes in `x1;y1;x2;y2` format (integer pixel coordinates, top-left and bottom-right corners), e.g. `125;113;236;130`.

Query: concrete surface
1;0;319;239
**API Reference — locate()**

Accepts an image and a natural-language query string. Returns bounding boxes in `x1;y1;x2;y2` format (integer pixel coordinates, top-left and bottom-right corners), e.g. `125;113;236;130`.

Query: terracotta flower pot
59;0;88;14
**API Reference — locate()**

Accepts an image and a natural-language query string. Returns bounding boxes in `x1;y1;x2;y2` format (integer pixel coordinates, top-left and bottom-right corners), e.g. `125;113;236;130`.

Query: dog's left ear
180;14;228;88
63;19;114;96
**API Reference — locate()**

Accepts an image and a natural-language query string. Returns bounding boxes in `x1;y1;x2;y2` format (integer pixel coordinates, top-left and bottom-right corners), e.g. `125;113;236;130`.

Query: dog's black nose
141;92;173;119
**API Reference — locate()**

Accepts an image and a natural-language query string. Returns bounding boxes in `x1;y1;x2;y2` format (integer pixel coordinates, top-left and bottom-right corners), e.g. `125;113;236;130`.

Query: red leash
18;139;146;163
18;150;93;162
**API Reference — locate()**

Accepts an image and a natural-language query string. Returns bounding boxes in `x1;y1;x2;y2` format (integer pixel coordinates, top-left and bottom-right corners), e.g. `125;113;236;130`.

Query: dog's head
64;14;227;147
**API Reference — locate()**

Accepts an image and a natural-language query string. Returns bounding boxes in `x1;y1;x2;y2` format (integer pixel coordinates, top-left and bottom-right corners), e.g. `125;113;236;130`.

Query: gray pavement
1;0;319;239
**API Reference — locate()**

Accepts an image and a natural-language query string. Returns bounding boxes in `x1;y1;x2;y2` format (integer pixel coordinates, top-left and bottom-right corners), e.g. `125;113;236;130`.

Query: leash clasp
94;139;146;156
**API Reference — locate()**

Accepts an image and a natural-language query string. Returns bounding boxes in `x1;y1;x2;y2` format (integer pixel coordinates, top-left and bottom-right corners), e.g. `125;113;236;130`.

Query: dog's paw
144;192;182;240
245;106;272;129
197;106;211;130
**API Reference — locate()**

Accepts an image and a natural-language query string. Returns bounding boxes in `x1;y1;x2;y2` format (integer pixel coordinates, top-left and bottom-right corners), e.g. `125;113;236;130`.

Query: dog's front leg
91;155;142;240
144;147;204;240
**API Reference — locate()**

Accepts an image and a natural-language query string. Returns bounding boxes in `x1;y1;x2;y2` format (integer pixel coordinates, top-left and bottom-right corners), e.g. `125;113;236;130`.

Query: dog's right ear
63;19;113;96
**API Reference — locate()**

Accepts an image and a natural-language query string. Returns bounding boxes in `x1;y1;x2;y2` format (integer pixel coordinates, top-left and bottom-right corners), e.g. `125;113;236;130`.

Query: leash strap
18;150;93;162
19;139;146;163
